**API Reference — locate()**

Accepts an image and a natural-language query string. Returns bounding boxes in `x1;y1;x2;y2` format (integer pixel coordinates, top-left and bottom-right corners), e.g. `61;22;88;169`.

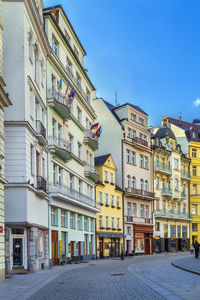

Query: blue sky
44;0;200;126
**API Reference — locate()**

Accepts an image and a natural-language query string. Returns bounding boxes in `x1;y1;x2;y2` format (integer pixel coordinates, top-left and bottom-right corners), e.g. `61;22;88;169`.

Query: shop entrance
78;242;81;261
145;237;150;254
165;238;169;252
51;231;58;265
178;239;182;251
99;238;103;258
13;238;23;267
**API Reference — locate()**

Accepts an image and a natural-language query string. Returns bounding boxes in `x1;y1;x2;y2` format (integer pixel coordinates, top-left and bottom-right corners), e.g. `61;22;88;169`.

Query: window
77;215;82;230
193;166;197;176
105;193;109;205
139;117;144;125
140;179;144;190
144;205;149;218
58;167;63;185
61;210;68;228
144;156;148;169
177;203;180;213
104;171;108;182
90;219;95;232
69;134;74;153
69;174;74;190
65;30;71;45
174;159;179;170
76;72;81;89
192;223;198;232
53;164;57;185
132;130;136;137
110;173;114;184
70;213;75;229
37;230;44;258
106;216;109;228
77;107;82;124
156;199;159;210
128;128;131;137
183;204;186;214
182;164;185;174
193;184;197;195
28;32;33;62
130;113;136;121
140;204;144;217
132;176;136;188
78;179;83;194
34;44;40;86
74;46;79;59
111;217;114;229
116;196;120;208
140;154;143;167
111;195;114;207
99;215;103;228
171;203;175;212
84;217;89;231
126;149;130;163
133;203;137;216
66;57;72;75
86;88;90;103
162;200;166;211
126;175;131;187
192;204;197;215
174;179;179;191
98;191;103;205
131;152;136;164
144;180;148;191
192;149;197;158
51;207;58;226
156;177;160;188
127;202;131;216
182;226;187;238
52;35;59;56
42;157;45;178
192;131;197;139
155;155;159;167
117;218;120;229
170;225;176;238
78;142;82;160
127;226;131;235
182;183;186;194
155;222;160;231
30;144;34;175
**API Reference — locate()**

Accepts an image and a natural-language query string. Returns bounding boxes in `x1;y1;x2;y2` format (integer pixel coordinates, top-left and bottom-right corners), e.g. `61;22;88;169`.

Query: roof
103;100;122;125
155;126;176;140
113;103;148;116
43;5;86;55
95;154;111;166
167;117;200;141
115;185;124;192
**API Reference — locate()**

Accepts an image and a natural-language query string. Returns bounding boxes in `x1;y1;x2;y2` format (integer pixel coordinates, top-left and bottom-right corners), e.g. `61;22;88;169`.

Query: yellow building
95;154;124;258
168;117;200;245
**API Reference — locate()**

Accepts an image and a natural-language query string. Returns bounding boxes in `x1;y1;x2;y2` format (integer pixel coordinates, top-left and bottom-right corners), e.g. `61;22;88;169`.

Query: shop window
177;225;181;238
135;233;144;253
155;222;160;231
170;225;176;238
192;223;198;232
12;228;24;235
182;226;187;238
61;232;66;257
164;224;168;238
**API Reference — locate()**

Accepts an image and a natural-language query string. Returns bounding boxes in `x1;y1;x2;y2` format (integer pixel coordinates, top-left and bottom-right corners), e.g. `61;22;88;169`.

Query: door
13;238;23;267
71;242;74;262
178;239;182;251
165;239;169;252
145;237;150;255
78;242;81;261
99;239;103;258
110;239;116;257
52;231;58;265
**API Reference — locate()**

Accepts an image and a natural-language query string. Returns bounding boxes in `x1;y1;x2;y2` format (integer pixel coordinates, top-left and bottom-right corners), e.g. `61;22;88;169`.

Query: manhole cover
110;273;124;277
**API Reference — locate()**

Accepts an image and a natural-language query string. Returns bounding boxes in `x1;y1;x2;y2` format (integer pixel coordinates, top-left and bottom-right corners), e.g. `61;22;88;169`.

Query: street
28;253;200;300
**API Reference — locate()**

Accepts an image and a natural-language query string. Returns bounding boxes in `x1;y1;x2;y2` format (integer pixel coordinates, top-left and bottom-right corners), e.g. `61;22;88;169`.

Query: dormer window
192;131;197;139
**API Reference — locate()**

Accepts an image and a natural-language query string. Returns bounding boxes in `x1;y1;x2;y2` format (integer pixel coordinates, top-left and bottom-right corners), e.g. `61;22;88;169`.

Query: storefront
133;225;153;255
97;233;125;258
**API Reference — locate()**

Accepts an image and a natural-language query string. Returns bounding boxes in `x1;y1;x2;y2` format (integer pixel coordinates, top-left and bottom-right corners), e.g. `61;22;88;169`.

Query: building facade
43;6;100;264
167;117;200;246
151;118;190;252
95;154;124;258
92;99;155;255
0;0;12;280
3;0;50;273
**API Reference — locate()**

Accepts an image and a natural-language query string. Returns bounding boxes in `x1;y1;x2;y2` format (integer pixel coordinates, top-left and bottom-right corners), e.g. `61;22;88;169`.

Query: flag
68;88;76;100
65;80;70;96
96;126;102;137
57;77;62;90
90;123;98;130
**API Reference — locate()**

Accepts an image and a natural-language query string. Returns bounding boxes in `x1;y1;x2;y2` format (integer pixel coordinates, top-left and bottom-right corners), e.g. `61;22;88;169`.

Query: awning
97;232;126;238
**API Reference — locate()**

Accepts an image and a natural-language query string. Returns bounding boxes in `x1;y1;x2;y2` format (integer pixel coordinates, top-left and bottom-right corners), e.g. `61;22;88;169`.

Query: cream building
92;99;155;255
43;5;100;264
3;0;50;273
0;0;11;280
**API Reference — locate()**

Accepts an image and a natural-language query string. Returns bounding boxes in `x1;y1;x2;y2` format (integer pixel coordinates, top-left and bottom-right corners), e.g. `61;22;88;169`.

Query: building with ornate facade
151;118;190;252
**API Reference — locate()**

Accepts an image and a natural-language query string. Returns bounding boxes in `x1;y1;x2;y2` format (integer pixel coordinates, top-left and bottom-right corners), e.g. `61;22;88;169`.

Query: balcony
84;164;99;182
181;171;190;180
49;183;100;211
35;120;47;145
84;130;98;150
125;216;153;224
154;164;172;175
154;209;191;220
132;136;148;148
48;136;71;162
181;191;187;200
125;187;155;200
161;188;173;198
37;176;47;192
47;88;71;120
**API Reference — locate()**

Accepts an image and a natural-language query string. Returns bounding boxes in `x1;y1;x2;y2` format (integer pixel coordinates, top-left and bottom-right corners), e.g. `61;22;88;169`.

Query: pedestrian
190;244;194;254
193;241;199;259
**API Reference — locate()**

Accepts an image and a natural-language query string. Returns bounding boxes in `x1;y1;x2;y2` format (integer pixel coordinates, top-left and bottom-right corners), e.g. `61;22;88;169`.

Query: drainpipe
122;133;125;253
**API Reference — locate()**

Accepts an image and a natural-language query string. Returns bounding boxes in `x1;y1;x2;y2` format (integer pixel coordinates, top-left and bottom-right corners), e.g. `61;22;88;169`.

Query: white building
3;0;50;273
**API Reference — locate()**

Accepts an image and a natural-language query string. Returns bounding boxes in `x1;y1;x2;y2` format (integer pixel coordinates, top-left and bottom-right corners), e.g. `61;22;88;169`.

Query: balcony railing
84;164;99;182
181;171;190;179
132;136;148;147
154;209;190;219
47;88;71;120
154;164;172;174
35;120;46;140
48;136;71;161
37;176;47;192
66;66;91;104
161;188;173;196
125;216;153;224
49;183;99;209
84;130;98;150
125;187;155;199
181;191;187;199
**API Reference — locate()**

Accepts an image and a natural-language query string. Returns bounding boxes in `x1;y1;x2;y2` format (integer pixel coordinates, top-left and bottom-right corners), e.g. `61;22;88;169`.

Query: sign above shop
0;226;3;233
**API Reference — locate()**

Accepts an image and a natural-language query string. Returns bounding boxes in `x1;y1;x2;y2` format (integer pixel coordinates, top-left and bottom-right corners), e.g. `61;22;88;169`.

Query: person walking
194;241;200;259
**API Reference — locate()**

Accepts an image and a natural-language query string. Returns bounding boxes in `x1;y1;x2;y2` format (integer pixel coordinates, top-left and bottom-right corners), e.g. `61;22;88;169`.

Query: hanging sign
0;226;3;233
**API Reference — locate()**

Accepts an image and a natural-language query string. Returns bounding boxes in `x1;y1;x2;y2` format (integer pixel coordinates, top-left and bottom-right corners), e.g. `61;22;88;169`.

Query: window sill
104;180;109;184
110;182;115;185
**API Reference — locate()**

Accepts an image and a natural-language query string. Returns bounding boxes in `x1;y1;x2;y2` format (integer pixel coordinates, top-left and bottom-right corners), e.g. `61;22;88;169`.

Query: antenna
115;91;119;106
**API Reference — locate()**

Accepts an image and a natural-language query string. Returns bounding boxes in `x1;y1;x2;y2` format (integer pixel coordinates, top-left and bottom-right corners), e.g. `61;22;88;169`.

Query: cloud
194;98;200;106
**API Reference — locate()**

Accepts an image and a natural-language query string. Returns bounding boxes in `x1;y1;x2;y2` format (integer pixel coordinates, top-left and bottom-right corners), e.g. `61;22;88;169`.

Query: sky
43;0;200;126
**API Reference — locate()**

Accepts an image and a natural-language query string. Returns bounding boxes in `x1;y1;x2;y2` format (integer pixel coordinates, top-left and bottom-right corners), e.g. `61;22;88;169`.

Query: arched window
140;179;144;190
145;180;148;191
126;175;130;187
132;176;136;188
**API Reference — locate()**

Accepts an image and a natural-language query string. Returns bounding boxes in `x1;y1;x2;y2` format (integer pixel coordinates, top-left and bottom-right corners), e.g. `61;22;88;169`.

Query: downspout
122;133;125;253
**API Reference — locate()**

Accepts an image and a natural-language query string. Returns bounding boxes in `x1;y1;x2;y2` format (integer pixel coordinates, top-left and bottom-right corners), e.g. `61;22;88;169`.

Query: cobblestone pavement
172;256;200;275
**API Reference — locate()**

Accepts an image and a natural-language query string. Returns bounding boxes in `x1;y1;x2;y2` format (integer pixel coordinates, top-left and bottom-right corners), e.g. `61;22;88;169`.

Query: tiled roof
95;154;111;166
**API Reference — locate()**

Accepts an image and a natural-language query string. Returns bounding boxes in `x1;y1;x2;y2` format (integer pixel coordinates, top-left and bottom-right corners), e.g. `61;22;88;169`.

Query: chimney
162;116;167;127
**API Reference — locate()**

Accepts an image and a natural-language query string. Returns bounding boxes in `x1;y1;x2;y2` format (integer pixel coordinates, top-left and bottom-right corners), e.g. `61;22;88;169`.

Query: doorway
71;241;74;262
165;239;169;252
51;231;58;265
99;238;103;258
178;239;182;251
145;237;150;254
78;242;81;261
13;238;23;267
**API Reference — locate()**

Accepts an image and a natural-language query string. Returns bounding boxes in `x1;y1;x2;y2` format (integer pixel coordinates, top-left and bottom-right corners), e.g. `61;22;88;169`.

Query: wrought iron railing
47;88;71;108
35;120;46;140
37;176;47;192
154;164;172;173
85;164;98;175
125;187;155;198
85;130;98;142
49;136;70;151
132;136;148;147
125;216;153;224
154;209;190;219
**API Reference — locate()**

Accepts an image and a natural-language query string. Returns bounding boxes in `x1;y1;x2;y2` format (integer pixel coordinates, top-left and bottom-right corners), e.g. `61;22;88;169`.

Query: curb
171;261;200;276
